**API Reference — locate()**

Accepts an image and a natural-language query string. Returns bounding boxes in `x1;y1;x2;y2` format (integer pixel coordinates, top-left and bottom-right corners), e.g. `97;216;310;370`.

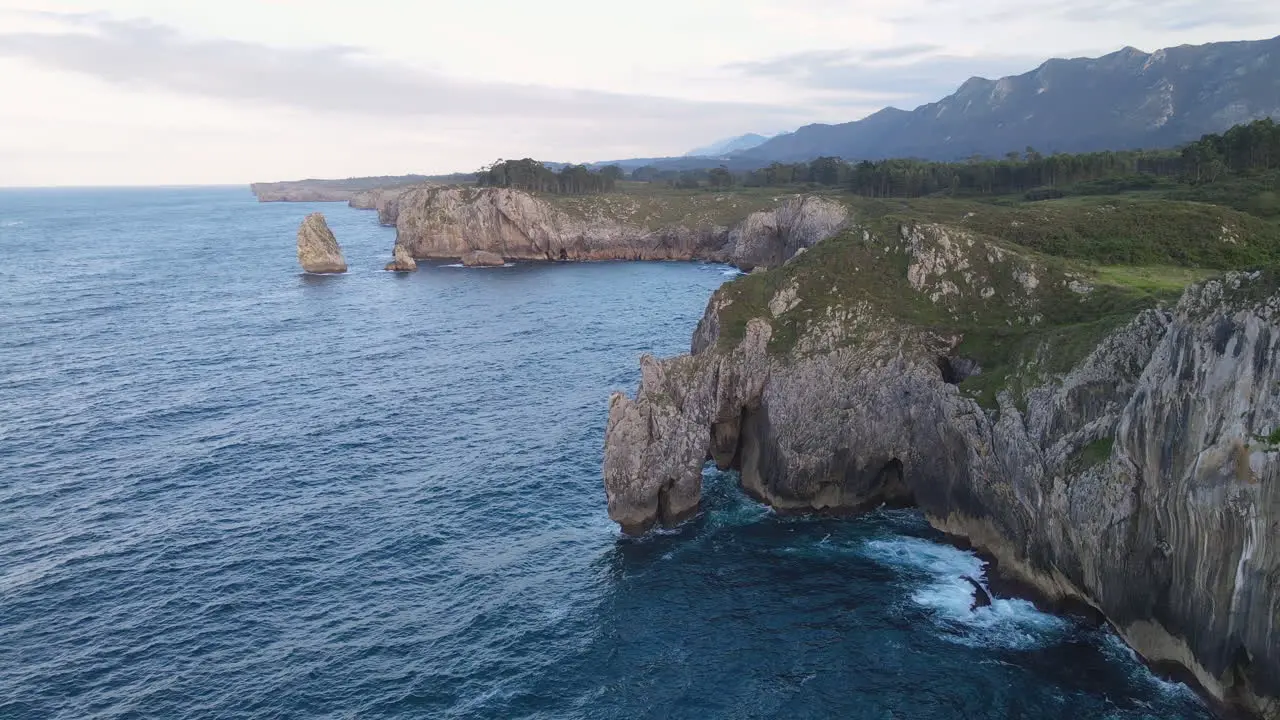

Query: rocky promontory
385;186;849;270
604;216;1280;718
296;213;347;274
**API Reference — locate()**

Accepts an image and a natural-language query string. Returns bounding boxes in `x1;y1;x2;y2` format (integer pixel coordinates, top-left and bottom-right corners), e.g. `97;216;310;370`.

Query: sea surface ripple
0;188;1211;719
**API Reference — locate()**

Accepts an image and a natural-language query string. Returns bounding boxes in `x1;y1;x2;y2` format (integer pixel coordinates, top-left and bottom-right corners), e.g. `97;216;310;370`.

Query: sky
0;0;1278;186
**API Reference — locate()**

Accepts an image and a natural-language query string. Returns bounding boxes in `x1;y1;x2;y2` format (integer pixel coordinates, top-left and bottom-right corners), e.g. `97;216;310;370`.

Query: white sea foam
863;536;1070;650
1;220;23;227
1099;633;1203;702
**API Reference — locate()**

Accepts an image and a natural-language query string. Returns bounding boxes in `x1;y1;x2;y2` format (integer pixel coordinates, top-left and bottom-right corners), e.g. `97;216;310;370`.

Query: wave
863;536;1070;650
1;220;24;227
1098;633;1203;703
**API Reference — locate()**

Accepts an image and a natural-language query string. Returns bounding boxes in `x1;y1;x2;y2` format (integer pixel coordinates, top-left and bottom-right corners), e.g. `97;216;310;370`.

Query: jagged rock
384;244;417;272
391;186;847;268
603;219;1280;718
461;250;505;267
296;213;347;274
963;576;992;610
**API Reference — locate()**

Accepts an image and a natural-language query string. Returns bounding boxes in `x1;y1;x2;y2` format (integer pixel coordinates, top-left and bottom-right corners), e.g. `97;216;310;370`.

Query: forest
474;120;1280;217
631;119;1280;210
476;159;624;194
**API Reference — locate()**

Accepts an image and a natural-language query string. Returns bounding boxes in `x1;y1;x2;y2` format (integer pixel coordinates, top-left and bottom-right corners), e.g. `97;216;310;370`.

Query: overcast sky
1;0;1277;186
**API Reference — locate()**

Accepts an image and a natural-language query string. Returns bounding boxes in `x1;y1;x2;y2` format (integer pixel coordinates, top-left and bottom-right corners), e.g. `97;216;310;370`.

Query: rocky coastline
381;186;850;270
602;219;1280;718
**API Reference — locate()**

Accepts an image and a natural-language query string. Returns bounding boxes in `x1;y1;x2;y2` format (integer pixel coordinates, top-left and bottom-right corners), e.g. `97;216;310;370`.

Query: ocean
0;187;1211;718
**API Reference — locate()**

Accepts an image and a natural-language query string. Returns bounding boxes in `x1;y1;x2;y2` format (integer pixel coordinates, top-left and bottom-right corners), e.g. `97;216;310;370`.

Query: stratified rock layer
604;222;1280;718
390;187;847;270
296;213;347;274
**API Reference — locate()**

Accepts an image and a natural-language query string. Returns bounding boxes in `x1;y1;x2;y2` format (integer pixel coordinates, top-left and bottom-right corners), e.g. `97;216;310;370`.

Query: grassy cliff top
542;183;843;230
709;193;1280;408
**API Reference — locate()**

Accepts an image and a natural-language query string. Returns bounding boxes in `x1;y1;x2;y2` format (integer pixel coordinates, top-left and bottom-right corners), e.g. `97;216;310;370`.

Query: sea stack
384;244;418;272
461;250;505;267
296;213;347;273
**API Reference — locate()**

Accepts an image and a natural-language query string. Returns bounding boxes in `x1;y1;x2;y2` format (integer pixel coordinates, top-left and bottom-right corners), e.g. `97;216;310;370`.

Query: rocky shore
603;219;1280;718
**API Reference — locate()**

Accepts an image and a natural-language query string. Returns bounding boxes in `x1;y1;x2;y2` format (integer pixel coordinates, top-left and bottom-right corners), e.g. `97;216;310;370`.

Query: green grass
843;195;1280;269
1073;438;1116;469
542;184;842;231
1090;265;1215;295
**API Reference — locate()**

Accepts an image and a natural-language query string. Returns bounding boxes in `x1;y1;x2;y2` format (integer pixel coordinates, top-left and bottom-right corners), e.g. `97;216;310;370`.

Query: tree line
476;158;624;195
478;120;1278;200
629;119;1279;198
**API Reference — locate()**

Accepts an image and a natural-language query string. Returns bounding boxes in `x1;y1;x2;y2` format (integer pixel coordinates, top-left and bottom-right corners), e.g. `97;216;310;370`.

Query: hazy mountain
736;36;1280;163
684;133;772;157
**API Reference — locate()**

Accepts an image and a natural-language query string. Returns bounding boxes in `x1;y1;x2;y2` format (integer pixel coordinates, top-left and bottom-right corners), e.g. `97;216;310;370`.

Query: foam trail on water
863;536;1070;650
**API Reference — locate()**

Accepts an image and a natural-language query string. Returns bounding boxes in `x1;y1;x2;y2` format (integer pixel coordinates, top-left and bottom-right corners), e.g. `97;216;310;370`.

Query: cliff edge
603;214;1280;717
386;186;849;269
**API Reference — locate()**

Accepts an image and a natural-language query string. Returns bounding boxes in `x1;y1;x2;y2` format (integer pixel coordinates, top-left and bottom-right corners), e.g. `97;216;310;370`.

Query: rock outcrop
350;186;420;226
296;213;347;274
390;187;847;270
604;221;1280;718
461;250;505;267
384;244;417;272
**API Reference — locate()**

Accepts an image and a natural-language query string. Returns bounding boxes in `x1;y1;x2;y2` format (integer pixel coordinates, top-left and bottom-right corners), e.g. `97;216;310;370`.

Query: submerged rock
384;244;418;272
296;213;347;274
461;250;505;267
603;220;1280;718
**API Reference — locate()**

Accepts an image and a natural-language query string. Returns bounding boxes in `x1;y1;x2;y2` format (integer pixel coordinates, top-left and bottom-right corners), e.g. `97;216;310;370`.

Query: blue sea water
0;187;1213;719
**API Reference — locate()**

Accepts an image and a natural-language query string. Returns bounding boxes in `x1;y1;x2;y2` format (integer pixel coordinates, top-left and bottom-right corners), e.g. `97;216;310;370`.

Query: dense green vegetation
470;120;1280;410
477;158;624;194
628;120;1280;218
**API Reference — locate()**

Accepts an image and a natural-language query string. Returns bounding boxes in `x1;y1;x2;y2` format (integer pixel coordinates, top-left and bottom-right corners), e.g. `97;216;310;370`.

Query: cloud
726;47;1046;107
897;0;1276;29
859;43;943;61
0;12;798;126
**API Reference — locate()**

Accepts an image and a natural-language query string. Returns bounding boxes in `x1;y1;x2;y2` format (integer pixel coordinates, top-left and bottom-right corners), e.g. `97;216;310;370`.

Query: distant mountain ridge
735;36;1280;163
684;133;772;157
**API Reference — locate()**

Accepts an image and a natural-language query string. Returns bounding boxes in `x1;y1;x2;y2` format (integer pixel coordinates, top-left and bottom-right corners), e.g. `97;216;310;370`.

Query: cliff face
389;186;848;269
603;221;1280;717
349;186;420;226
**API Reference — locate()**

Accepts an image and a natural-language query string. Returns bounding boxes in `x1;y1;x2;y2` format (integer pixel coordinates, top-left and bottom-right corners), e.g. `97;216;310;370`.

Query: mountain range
680;35;1280;166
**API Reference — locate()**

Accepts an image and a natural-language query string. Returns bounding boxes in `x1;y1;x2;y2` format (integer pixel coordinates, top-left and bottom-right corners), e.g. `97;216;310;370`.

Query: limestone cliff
603;221;1280;717
388;186;848;269
296;213;347;274
349;186;421;226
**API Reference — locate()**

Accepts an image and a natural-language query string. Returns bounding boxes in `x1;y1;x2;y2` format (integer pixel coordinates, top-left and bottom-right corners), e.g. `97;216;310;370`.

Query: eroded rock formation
296;213;347;274
384;244;417;272
603;221;1280;718
389;187;847;270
